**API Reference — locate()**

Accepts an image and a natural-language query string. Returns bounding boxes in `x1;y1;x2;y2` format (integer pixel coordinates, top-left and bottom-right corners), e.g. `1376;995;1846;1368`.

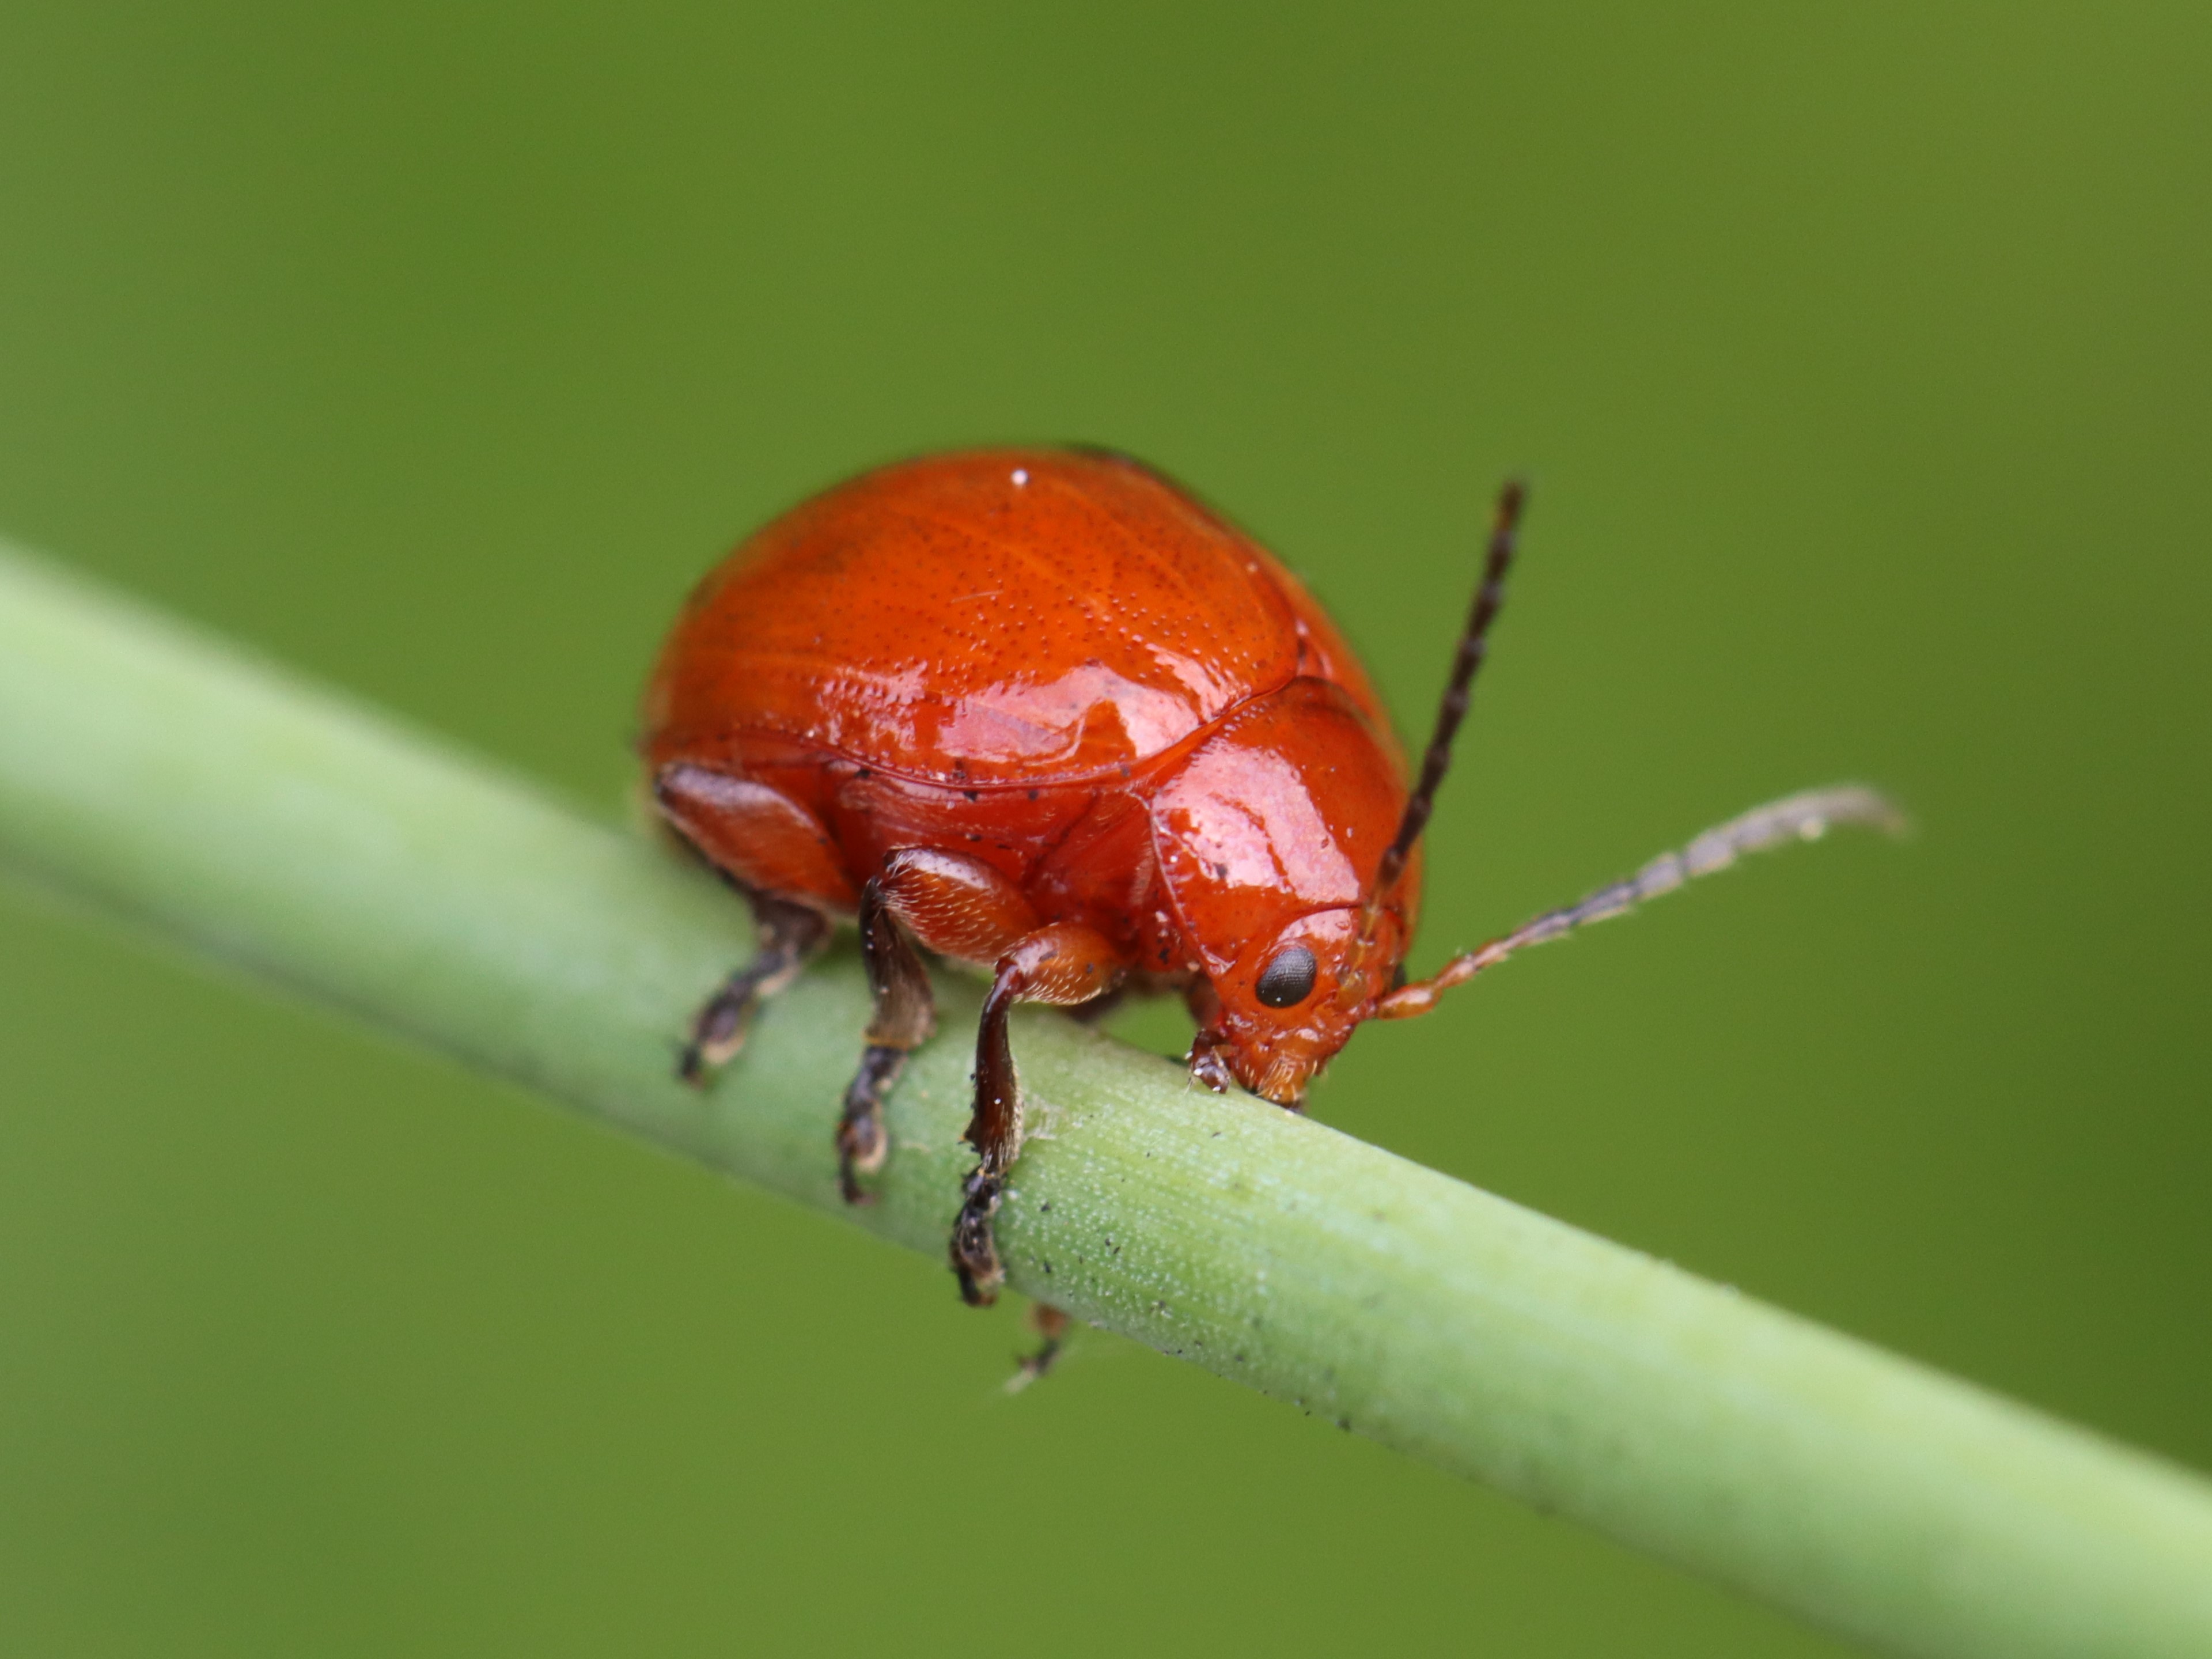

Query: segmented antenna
1372;785;1906;1019
1363;478;1527;928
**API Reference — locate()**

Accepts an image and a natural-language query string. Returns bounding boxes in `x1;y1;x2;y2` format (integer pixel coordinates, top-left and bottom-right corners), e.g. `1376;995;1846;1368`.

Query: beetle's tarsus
835;1044;903;1204
1186;1033;1234;1093
677;891;830;1084
677;990;749;1082
952;1166;1006;1305
1005;1303;1073;1392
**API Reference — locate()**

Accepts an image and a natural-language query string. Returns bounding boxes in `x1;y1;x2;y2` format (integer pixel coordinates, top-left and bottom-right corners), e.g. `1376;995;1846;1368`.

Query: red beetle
644;449;1892;1312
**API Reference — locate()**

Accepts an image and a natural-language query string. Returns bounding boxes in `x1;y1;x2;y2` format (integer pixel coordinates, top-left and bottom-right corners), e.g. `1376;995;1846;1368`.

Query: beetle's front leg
953;922;1126;1305
1181;978;1236;1092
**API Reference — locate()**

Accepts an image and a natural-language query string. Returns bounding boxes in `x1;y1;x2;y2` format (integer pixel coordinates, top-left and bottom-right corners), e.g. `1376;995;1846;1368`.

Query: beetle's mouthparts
1197;1028;1317;1107
1251;1052;1315;1108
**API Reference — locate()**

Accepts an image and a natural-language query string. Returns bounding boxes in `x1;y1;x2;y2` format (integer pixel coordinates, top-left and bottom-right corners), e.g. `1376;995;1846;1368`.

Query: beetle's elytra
643;448;1894;1335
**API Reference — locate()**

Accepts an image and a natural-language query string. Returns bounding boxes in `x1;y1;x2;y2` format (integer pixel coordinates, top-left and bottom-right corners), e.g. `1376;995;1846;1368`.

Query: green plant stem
2;541;2208;1659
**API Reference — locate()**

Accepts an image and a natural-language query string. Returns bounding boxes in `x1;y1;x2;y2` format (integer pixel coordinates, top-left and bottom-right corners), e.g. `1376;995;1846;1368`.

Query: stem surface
2;542;2207;1659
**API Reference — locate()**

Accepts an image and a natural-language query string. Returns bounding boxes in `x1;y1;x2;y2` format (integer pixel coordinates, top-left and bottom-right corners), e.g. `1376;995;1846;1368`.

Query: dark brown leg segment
951;968;1024;1304
838;874;939;1204
1004;1309;1070;1397
1005;1303;1073;1393
678;889;831;1084
950;922;1125;1306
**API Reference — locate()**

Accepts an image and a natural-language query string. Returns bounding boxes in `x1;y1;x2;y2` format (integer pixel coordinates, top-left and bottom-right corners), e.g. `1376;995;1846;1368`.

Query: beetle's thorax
1149;676;1416;1104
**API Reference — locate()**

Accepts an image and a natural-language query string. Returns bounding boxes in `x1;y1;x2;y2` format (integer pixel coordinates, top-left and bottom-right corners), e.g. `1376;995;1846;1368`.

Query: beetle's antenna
1369;785;1906;1020
1362;478;1526;934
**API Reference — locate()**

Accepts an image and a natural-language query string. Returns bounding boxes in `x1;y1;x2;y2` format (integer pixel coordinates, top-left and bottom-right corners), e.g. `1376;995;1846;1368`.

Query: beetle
643;448;1894;1313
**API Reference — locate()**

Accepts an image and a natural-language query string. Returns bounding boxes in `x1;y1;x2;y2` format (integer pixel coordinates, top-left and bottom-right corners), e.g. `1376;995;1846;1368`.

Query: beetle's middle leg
839;874;940;1203
845;846;1048;1206
860;850;1125;1308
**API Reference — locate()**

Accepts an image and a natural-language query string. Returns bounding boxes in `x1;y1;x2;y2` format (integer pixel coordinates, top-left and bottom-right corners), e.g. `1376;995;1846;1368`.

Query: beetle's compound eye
1255;943;1320;1009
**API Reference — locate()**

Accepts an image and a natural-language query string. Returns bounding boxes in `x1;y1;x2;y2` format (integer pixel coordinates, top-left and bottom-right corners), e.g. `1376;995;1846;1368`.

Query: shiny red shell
643;448;1421;1100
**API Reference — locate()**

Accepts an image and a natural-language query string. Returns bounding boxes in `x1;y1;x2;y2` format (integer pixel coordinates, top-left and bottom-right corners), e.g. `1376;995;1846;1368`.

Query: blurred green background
1;3;2207;1654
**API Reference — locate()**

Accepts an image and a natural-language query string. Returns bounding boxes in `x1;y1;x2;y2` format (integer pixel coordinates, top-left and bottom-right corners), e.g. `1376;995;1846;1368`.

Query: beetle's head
1152;678;1419;1108
1187;903;1411;1105
1164;480;1527;1108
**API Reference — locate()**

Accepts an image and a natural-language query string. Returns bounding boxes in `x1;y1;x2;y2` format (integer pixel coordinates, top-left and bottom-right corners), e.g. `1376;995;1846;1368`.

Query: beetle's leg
678;888;832;1082
1374;785;1906;1019
653;764;859;909
1181;979;1236;1092
955;921;1126;1306
1005;1303;1073;1394
853;849;1127;1300
839;875;940;1204
839;847;1047;1203
869;847;1044;961
656;762;851;1082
